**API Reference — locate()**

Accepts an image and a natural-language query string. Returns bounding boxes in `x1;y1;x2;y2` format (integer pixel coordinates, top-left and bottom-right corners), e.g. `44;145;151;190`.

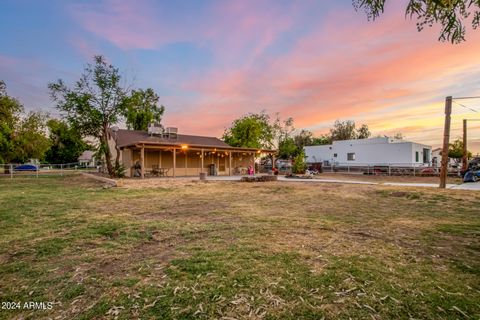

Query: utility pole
462;119;468;172
439;96;452;188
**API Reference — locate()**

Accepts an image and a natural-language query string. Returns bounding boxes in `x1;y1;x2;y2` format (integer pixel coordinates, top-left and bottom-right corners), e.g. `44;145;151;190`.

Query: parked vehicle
14;164;38;171
462;157;480;183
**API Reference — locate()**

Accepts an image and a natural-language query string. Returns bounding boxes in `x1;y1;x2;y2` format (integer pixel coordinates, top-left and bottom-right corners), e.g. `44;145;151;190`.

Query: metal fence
0;162;98;179
310;162;461;177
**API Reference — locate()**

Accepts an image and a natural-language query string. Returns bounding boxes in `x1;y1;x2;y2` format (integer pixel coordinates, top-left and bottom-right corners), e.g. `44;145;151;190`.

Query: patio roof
113;129;276;153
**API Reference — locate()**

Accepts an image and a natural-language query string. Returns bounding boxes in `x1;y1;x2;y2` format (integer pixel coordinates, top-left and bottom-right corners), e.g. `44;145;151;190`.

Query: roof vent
163;127;178;140
148;122;163;136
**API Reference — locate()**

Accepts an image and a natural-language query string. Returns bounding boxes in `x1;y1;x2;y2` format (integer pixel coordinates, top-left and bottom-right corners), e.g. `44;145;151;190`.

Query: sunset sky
1;0;480;151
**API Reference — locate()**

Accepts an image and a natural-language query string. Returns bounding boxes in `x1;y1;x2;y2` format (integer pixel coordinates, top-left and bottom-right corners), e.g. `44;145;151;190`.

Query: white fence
308;162;461;177
0;162;98;179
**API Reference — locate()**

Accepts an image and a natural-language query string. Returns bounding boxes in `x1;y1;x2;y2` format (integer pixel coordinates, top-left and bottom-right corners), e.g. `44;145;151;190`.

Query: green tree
45;119;89;164
330;120;357;141
125;88;165;131
353;0;480;43
448;138;472;161
223;112;274;149
49;55;130;176
311;134;332;145
356;124;371;139
1;81;50;163
0;80;22;163
292;151;307;174
294;129;314;150
12;112;50;163
278;137;298;159
330;120;371;141
272;114;295;148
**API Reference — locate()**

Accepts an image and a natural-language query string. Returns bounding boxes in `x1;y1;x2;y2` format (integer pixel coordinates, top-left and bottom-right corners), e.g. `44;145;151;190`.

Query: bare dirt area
0;175;479;319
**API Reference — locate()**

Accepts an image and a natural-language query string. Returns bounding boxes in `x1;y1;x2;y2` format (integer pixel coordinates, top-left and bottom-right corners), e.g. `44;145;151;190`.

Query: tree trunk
102;125;114;176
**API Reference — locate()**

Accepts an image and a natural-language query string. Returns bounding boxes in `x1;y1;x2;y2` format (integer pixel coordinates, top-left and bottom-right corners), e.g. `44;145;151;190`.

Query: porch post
185;151;188;176
229;151;232;176
140;145;145;179
252;153;256;175
201;149;204;173
158;150;161;168
272;153;275;170
173;148;176;178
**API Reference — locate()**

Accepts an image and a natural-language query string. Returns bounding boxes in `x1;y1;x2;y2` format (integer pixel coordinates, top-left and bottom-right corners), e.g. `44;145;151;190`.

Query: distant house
78;151;96;167
108;126;275;178
432;147;459;167
304;137;432;167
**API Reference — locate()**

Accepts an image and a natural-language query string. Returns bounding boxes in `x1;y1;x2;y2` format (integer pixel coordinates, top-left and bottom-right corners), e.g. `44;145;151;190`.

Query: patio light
181;144;188;150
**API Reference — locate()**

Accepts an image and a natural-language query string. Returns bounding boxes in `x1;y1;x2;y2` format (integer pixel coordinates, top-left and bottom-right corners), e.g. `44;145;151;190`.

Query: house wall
305;138;433;166
121;148;256;177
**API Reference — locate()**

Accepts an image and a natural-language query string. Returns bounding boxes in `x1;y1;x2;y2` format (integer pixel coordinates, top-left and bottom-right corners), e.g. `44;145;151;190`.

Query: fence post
347;165;350;173
413;165;416;177
388;164;391;176
36;165;39;178
60;164;63;176
10;164;13;179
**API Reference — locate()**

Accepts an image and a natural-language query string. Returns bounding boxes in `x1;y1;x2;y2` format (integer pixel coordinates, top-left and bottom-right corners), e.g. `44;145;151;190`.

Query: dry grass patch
0;175;479;319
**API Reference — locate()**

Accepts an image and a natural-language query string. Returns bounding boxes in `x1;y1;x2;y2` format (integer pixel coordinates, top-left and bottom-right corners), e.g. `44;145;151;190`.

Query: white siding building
304;137;432;167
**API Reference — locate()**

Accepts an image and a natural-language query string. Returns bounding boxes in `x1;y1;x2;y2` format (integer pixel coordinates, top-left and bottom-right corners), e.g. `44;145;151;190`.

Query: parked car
14;164;38;171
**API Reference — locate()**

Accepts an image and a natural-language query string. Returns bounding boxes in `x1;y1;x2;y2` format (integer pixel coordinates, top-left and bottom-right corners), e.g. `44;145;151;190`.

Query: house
78;150;96;167
304;137;432;167
432;147;460;168
108;126;275;178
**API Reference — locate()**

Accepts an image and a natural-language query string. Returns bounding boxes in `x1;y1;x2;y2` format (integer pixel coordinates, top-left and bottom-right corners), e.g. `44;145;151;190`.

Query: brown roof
114;129;274;152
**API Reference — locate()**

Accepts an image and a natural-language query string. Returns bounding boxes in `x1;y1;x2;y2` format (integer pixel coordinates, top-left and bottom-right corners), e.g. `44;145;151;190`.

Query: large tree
12;112;50;163
45;119;89;164
222;112;274;149
49;55;130;176
330;120;371;141
0;81;50;163
353;0;480;43
0;80;22;163
124;88;165;131
330;120;357;141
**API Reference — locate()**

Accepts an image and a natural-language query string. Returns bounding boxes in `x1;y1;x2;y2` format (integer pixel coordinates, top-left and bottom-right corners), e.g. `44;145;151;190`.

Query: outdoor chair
151;164;160;177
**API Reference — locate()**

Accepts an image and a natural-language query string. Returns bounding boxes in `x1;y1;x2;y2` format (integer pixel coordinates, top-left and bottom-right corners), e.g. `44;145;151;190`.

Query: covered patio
110;129;275;178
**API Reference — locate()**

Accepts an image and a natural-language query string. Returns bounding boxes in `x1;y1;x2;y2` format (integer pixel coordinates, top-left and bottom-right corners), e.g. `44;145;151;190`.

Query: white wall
305;138;432;166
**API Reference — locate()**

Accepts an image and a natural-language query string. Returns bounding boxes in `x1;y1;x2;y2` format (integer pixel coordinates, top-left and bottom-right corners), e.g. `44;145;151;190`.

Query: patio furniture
151;165;160;176
151;165;170;177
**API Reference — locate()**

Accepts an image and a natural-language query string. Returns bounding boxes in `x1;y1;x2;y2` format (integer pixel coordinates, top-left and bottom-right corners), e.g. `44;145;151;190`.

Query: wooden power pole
439;96;452;188
462;119;468;172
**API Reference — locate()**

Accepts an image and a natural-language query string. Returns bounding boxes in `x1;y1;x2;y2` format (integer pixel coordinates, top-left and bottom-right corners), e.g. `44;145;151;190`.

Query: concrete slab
449;182;480;191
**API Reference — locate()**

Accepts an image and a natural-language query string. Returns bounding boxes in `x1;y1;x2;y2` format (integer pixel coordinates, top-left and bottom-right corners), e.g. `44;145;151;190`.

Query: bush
113;162;126;178
292;151;307;174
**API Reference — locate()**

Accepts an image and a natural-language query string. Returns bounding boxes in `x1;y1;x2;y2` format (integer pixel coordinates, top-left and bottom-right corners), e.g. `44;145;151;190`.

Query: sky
1;0;480;152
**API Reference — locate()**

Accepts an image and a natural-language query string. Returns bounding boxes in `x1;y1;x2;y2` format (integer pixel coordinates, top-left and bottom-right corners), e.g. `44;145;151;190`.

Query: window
422;148;430;163
333;153;337;158
347;153;355;161
415;151;419;162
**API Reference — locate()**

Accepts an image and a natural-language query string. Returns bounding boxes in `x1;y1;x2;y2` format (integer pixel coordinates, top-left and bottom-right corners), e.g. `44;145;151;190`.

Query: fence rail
308;162;461;177
0;162;98;179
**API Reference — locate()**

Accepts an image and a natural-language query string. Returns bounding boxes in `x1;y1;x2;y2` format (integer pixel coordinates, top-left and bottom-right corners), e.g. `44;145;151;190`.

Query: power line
453;100;479;113
453;96;480;100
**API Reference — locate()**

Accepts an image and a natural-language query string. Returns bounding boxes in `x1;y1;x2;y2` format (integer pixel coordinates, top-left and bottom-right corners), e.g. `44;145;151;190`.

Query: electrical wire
452;96;480;100
453;100;479;113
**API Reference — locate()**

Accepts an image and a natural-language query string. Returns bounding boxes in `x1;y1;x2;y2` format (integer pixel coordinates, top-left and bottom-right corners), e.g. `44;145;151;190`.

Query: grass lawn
0;175;479;319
